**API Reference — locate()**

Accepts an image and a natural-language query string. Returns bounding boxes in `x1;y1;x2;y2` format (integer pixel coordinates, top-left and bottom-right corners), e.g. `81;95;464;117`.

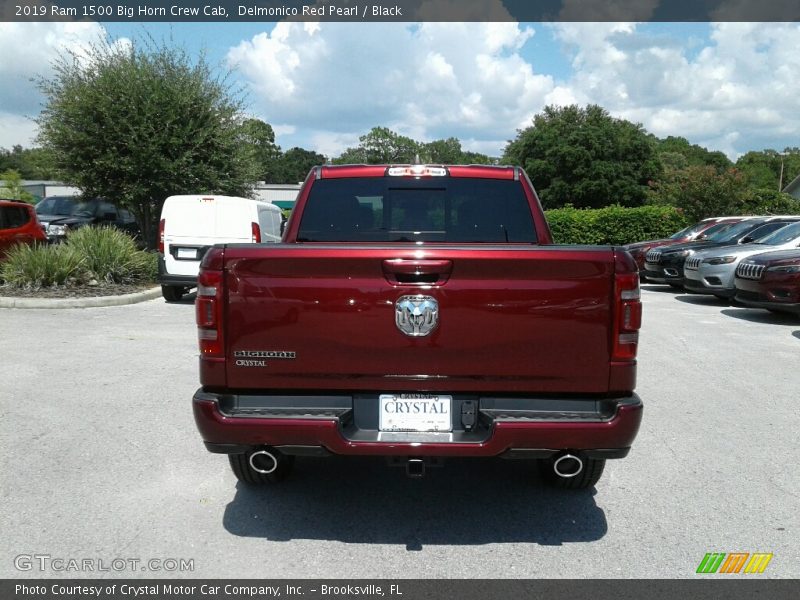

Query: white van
158;195;283;301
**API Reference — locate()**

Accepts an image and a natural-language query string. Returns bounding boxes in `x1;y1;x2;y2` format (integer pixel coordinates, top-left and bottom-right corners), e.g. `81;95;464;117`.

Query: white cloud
0;112;38;149
272;124;297;137
1;21;798;163
228;22;554;157
308;130;361;158
550;22;800;158
0;22;109;116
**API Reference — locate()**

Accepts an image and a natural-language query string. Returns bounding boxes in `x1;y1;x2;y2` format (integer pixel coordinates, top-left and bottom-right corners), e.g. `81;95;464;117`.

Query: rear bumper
158;255;197;287
193;389;643;458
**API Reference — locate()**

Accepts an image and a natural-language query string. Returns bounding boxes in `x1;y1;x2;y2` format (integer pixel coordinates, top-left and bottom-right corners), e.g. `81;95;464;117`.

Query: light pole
778;152;787;192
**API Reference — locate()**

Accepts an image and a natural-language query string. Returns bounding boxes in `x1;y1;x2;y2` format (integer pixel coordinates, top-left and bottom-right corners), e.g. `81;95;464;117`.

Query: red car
625;217;746;276
734;249;800;314
0;199;47;260
193;164;643;490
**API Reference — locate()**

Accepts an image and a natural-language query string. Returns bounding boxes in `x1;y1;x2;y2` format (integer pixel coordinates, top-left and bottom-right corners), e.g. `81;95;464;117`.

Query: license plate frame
378;394;452;432
176;247;198;260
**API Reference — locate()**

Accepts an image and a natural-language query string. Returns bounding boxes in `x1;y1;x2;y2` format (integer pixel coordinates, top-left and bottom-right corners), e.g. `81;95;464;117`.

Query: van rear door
163;196;220;277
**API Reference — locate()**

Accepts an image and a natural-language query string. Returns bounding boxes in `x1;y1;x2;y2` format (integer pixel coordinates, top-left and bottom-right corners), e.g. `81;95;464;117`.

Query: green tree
421;138;463;163
272;147;326;183
333;128;494;166
421;137;493;165
735;149;800;192
36;36;258;248
0;145;58;180
0;169;37;203
653;136;731;172
647;166;751;222
238;118;281;182
333;127;421;164
503;104;660;209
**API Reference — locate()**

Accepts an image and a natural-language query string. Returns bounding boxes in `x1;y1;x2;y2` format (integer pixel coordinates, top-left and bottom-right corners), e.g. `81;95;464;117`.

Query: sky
0;19;798;161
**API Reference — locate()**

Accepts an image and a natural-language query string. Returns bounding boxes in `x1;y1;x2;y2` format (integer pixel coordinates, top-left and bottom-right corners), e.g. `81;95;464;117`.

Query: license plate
177;248;197;259
379;394;452;432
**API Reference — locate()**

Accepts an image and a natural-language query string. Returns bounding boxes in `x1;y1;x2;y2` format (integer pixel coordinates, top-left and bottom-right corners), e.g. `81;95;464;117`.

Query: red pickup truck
192;164;643;489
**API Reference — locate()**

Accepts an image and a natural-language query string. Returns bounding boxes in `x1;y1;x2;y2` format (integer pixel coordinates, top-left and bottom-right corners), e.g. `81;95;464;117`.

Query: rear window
297;177;537;243
0;205;31;230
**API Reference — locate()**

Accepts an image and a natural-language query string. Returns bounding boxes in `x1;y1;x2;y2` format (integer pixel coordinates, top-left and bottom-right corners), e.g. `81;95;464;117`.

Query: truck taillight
612;271;642;362
158;219;165;254
196;265;224;358
251;222;261;243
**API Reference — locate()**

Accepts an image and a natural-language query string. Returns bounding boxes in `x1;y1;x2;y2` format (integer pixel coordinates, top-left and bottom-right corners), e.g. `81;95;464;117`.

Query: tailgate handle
382;259;452;285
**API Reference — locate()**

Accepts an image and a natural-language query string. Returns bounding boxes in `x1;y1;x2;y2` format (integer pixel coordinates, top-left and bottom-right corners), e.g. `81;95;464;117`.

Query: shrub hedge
0;243;85;288
545;204;689;245
65;227;154;284
1;227;156;288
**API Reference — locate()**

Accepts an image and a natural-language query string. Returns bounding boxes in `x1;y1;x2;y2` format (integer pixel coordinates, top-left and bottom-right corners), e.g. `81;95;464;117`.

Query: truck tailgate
221;245;614;394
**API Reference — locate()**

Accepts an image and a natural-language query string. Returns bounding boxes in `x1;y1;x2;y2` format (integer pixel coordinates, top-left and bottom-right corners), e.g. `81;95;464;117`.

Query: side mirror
740;236;754;244
697;233;707;240
280;218;287;235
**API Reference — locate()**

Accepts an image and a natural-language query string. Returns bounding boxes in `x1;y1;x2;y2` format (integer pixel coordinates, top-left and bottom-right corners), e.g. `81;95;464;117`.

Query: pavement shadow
674;294;729;306
721;308;800;325
222;457;607;547
164;290;197;305
793;331;800;340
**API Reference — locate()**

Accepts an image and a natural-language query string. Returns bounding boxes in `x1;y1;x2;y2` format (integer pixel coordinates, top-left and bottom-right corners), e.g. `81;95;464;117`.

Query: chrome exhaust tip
249;449;279;474
553;453;583;478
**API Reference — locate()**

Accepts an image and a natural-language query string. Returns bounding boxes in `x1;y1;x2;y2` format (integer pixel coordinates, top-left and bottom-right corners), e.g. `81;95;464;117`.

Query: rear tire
161;285;185;302
538;456;605;489
228;450;294;485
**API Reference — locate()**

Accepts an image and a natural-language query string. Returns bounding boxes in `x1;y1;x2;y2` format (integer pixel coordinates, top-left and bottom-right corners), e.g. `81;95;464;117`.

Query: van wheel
538;456;605;489
229;450;294;485
161;285;184;302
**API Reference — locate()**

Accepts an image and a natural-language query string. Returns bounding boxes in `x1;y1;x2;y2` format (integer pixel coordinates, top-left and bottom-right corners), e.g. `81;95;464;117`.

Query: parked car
643;217;800;287
35;196;139;243
158;195;284;302
684;222;800;298
624;216;747;278
0;199;47;260
34;195;76;232
734;249;800;315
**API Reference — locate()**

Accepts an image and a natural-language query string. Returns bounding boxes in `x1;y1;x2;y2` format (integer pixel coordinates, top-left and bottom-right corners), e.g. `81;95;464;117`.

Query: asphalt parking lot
1;287;798;579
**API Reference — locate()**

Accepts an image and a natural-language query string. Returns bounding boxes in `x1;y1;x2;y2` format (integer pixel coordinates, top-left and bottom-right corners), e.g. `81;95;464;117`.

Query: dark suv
0;199;47;259
35;196;139;243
